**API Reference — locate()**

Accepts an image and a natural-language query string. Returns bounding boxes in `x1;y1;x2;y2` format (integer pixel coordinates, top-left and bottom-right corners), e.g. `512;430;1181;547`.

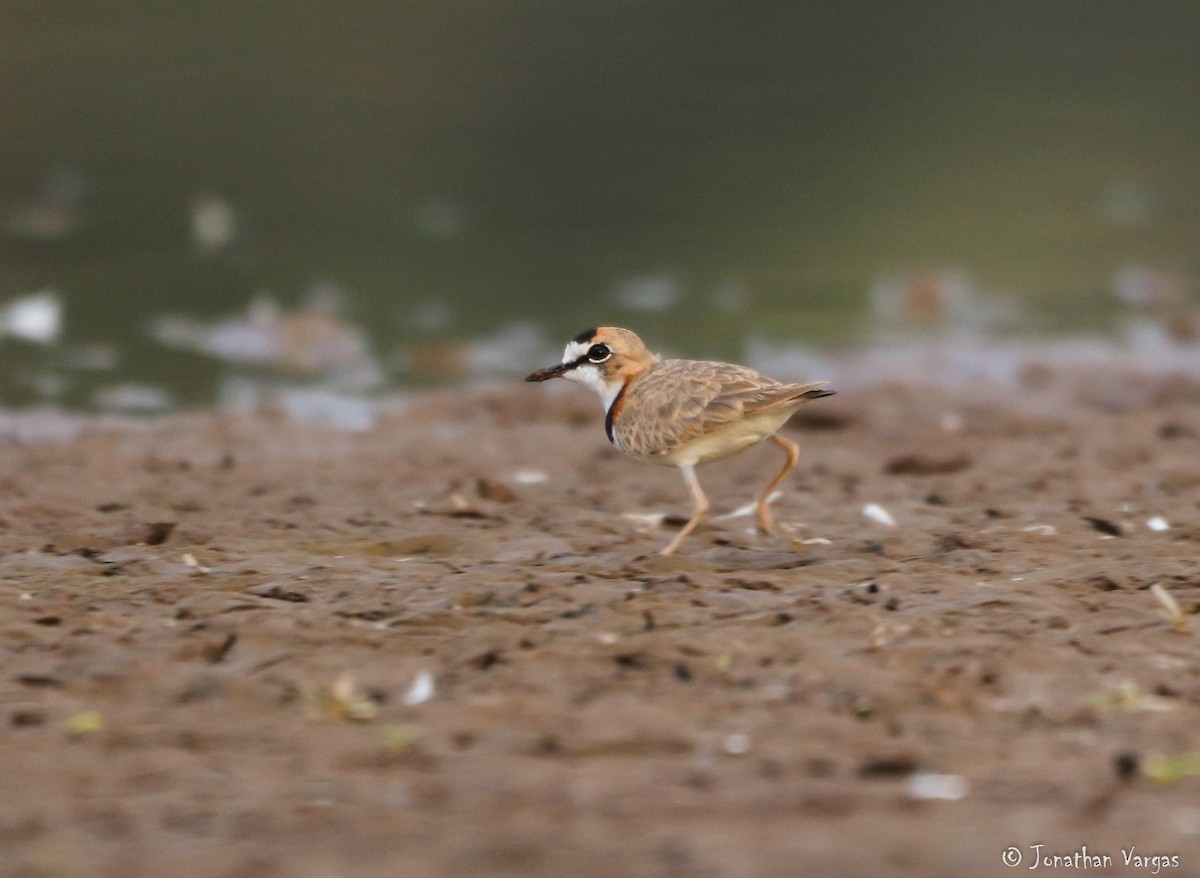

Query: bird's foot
755;504;775;536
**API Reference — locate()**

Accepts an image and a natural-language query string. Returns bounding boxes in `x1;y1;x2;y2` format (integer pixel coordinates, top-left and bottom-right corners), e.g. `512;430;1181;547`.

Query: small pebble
722;733;751;755
511;469;548;485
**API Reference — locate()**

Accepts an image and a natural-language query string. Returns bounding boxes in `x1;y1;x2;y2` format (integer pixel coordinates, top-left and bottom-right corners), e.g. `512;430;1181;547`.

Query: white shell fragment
181;553;211;574
621;512;666;530
511;468;548;485
716;492;781;521
906;772;969;801
1147;516;1170;532
403;671;435;706
1020;524;1057;536
862;503;896;527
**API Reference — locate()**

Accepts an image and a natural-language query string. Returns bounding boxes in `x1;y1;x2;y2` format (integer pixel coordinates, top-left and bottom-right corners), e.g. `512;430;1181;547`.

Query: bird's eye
587;343;611;362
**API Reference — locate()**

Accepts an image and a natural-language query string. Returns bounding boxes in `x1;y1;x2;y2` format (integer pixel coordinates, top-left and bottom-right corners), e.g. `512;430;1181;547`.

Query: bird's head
526;326;659;407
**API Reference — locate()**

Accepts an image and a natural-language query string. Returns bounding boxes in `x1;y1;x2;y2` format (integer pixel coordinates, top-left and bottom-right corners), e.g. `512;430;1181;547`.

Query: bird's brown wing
616;359;829;457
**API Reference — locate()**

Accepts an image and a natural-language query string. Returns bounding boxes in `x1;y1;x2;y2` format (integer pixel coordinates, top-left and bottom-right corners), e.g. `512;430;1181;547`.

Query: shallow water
2;3;1199;408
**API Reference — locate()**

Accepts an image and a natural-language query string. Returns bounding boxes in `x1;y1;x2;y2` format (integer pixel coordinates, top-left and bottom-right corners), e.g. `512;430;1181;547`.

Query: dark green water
2;3;1199;407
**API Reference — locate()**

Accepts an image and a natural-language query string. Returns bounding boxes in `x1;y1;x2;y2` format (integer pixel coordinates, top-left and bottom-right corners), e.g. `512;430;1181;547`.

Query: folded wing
617;360;830;457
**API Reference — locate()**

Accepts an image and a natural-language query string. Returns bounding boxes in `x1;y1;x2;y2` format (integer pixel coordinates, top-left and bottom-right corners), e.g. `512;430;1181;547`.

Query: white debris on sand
1020;524;1058;536
511;468;549;485
403;671;435;707
906;772;969;801
862;503;896;527
716;492;781;521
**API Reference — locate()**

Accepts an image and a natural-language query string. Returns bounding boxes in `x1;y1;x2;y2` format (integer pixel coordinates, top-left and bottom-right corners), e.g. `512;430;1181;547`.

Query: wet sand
2;370;1200;877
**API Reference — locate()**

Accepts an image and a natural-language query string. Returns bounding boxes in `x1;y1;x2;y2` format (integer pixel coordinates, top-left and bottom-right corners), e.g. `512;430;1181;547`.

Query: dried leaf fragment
1151;583;1189;633
312;673;378;721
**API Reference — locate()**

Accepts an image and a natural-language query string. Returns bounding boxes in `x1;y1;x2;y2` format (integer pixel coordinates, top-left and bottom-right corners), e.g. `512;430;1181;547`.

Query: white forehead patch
561;340;590;363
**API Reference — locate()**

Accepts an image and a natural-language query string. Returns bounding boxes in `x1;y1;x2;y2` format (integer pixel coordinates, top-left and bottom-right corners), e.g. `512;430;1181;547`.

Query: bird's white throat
564;363;624;411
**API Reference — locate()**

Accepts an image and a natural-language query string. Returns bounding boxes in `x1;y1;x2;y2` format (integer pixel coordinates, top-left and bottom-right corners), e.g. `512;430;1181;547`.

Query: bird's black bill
525;362;573;382
526;348;601;381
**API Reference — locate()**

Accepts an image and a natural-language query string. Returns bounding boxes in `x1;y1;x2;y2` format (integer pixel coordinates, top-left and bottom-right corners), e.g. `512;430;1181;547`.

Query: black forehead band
572;327;598;344
561;341;610;372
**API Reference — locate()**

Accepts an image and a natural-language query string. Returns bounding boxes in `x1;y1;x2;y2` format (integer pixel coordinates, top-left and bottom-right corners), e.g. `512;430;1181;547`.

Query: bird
526;327;835;555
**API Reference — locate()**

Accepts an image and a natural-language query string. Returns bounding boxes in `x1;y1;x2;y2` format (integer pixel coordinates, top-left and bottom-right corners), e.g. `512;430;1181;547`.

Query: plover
527;327;835;555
